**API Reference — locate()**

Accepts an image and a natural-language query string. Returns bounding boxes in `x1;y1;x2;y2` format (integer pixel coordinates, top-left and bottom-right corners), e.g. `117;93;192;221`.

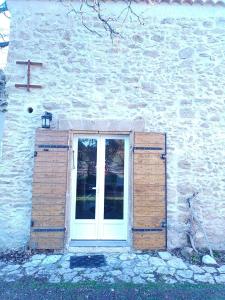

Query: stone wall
0;0;225;250
0;70;7;113
0;70;7;158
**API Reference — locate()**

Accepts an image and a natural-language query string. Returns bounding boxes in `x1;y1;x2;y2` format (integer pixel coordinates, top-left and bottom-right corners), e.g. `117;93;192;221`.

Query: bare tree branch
60;0;144;40
185;192;214;258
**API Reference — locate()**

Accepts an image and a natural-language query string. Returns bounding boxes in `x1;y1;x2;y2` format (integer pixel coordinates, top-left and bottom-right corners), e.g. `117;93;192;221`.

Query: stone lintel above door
58;118;145;132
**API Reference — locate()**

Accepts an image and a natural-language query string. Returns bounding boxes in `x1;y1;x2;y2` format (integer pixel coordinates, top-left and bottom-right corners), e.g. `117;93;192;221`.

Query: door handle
72;150;75;169
92;187;96;190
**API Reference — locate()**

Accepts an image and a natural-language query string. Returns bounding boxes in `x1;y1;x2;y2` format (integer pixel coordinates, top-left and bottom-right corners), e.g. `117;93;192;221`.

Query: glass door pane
104;139;124;219
76;138;97;219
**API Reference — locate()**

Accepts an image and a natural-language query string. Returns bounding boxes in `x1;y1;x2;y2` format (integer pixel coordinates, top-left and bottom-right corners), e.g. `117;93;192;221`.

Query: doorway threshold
68;240;130;253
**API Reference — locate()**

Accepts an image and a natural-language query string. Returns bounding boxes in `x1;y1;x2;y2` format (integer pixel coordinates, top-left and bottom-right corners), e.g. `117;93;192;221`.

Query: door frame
69;133;130;244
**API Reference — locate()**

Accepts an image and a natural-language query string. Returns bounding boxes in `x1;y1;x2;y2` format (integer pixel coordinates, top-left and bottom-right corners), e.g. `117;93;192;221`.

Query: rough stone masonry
0;1;225;250
1;252;225;285
0;70;7;113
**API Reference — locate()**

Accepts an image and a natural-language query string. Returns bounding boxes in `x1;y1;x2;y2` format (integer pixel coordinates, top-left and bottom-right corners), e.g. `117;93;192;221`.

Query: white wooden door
70;135;129;241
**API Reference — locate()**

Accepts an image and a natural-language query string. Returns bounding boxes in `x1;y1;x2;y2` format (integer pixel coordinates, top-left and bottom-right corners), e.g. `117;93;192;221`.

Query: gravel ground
0;278;225;300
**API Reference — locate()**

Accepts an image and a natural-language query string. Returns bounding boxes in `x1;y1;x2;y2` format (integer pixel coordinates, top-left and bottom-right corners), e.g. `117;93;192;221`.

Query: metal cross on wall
15;60;43;92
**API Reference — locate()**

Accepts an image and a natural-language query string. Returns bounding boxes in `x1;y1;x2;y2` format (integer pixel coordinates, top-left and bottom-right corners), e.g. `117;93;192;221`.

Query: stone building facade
0;0;225;251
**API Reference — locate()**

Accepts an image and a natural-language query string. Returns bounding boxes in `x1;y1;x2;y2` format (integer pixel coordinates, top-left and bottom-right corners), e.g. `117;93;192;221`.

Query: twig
60;0;144;40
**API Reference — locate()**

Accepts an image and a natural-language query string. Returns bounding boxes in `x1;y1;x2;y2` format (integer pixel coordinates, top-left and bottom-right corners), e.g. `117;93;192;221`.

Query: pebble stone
149;257;166;267
25;267;37;276
167;258;188;270
202;266;217;274
117;274;131;282
31;254;47;261
49;275;61;283
1;264;21;273
23;260;41;268
0;252;224;285
218;265;225;273
202;255;218;266
190;265;205;274
63;272;76;282
214;274;225;284
133;276;146;284
176;269;193;279
156;266;176;276
194;273;215;284
158;251;172;261
41;255;62;265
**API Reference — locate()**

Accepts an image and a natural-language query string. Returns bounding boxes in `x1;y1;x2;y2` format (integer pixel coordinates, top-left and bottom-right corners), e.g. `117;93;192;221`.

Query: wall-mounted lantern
41;112;52;129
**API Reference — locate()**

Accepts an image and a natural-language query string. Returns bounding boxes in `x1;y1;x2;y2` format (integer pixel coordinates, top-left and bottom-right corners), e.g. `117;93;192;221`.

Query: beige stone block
58;118;145;132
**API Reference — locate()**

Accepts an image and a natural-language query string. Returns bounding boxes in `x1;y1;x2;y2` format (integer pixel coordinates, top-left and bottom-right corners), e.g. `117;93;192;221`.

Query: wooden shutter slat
32;196;65;205
34;151;68;161
33;176;67;184
35;130;68;138
134;207;165;216
34;164;68;173
134;185;165;194
35;136;69;143
31;232;64;250
30;129;69;250
134;232;165;250
133;175;165;184
32;204;65;216
134;132;165;148
33;172;67;178
31;216;65;228
133;132;166;250
32;183;67;196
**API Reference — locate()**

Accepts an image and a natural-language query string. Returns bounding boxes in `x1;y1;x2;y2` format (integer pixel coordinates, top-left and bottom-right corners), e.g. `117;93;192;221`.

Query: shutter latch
161;220;167;228
160;153;166;160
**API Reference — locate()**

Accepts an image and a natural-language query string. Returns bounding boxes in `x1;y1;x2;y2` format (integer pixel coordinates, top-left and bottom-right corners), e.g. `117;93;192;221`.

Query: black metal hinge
132;228;163;232
32;228;66;232
38;144;69;149
160;153;166;160
161;221;167;228
34;151;37;157
133;146;163;152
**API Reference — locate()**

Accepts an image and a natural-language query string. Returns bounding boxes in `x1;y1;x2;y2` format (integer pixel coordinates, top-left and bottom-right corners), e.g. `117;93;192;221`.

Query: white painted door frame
70;134;129;242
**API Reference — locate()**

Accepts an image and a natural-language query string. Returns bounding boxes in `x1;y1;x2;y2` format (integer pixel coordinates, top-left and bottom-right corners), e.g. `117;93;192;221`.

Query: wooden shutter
29;129;69;250
133;132;167;250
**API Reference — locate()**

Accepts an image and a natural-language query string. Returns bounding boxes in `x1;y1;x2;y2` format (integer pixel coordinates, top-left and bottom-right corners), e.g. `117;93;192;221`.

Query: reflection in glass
104;139;124;219
76;138;97;219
